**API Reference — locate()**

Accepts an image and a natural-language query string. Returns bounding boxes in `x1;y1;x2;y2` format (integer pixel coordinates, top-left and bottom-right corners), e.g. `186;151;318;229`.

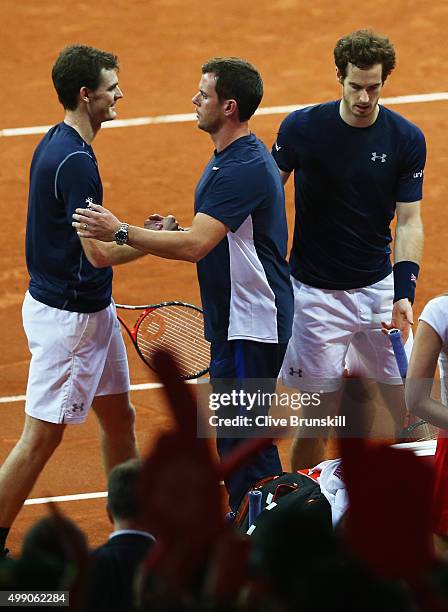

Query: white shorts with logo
280;274;413;392
22;291;130;424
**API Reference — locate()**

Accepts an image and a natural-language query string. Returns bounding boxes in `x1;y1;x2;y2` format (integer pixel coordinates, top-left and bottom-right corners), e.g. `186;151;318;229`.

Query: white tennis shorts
280;274;413;392
22;291;130;424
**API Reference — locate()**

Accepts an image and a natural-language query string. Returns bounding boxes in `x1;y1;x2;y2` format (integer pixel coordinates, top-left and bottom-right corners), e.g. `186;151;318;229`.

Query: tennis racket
388;328;438;441
115;301;210;380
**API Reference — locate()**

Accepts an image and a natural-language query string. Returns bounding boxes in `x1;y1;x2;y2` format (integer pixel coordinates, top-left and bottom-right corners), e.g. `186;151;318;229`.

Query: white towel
308;458;348;526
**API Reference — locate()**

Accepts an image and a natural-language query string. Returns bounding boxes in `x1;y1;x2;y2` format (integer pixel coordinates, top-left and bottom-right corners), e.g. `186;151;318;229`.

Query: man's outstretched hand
72;203;121;241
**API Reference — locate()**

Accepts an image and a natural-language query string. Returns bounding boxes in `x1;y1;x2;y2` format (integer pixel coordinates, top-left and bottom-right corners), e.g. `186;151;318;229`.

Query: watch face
115;224;129;244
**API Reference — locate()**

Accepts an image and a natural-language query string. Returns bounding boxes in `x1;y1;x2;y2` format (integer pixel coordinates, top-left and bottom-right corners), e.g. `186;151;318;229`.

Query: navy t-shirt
272;101;426;289
26;122;112;312
195;134;293;344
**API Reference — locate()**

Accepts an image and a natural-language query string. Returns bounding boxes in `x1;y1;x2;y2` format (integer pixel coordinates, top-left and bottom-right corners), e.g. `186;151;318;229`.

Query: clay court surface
1;0;448;553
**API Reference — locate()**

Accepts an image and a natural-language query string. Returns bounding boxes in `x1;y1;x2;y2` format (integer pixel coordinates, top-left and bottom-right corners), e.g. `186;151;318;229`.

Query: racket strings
403;420;439;442
137;335;209;374
136;306;209;377
413;424;439;442
138;310;209;358
137;318;209;359
138;334;209;366
139;340;209;363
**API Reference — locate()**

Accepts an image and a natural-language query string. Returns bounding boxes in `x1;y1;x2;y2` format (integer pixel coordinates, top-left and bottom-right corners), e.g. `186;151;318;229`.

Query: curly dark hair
201;57;263;122
52;44;119;110
334;29;396;82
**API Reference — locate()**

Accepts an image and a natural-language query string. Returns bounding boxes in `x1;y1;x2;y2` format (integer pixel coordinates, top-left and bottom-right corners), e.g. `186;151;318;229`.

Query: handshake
144;213;184;232
73;202;186;242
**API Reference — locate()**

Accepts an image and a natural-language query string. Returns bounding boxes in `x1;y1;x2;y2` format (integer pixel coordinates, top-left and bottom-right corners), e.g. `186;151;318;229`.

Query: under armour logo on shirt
371;152;387;162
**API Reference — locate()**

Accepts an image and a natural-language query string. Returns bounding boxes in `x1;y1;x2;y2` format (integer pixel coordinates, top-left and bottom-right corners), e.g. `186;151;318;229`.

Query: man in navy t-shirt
272;29;426;470
0;45;165;557
73;57;294;511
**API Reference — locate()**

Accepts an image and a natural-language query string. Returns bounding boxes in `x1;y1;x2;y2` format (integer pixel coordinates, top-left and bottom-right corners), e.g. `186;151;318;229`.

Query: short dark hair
334;29;396;82
18;515;88;589
52;44;119;110
22;515;87;561
201;57;263;122
107;459;142;520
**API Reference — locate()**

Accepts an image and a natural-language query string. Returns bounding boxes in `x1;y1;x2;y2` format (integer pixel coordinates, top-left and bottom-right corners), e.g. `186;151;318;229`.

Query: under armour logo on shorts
71;402;85;413
289;367;303;377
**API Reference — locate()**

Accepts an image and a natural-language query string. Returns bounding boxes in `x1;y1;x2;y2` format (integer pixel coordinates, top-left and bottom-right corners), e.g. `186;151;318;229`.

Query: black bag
235;472;332;534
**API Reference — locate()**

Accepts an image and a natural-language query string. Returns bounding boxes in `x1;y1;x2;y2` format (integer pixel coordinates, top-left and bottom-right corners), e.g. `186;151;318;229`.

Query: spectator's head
16;515;88;594
106;458;143;529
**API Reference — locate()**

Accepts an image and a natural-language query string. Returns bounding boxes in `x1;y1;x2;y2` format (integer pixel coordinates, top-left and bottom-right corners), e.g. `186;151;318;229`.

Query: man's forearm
394;219;424;263
73;204;223;263
392;219;423;306
81;238;147;268
102;242;148;266
127;226;200;262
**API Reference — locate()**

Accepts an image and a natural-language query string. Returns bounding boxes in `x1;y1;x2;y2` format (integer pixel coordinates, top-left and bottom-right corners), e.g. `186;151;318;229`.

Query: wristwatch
114;222;129;245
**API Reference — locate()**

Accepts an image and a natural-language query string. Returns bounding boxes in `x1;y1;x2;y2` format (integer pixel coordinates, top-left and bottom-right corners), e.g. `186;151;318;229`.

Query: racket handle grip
248;490;262;526
388;328;408;379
